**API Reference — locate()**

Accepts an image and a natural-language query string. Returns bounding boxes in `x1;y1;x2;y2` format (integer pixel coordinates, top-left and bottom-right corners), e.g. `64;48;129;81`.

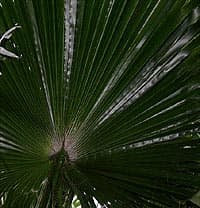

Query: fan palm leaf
0;0;200;207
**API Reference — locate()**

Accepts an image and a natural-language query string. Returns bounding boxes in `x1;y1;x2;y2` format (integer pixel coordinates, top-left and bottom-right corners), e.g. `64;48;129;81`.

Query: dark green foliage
0;0;200;207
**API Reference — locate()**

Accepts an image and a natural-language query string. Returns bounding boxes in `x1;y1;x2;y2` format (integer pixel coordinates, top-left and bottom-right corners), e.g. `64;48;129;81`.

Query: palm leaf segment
0;0;200;207
0;25;21;60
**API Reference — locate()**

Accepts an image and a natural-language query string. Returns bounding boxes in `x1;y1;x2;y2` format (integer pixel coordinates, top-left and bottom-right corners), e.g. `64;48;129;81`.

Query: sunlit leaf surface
0;0;200;207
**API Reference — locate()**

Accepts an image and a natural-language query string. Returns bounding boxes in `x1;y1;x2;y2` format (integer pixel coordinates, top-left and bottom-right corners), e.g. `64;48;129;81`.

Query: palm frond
0;0;200;207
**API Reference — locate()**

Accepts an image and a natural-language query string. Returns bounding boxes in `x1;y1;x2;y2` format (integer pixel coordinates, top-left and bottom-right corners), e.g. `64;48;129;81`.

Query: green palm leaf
0;0;200;207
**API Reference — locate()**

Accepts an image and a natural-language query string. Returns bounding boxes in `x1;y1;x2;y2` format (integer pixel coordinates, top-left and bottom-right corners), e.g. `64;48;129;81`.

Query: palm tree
0;0;200;207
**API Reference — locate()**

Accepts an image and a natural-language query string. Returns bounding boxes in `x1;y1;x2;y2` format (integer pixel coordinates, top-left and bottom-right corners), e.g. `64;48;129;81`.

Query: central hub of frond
50;147;70;169
49;136;77;162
